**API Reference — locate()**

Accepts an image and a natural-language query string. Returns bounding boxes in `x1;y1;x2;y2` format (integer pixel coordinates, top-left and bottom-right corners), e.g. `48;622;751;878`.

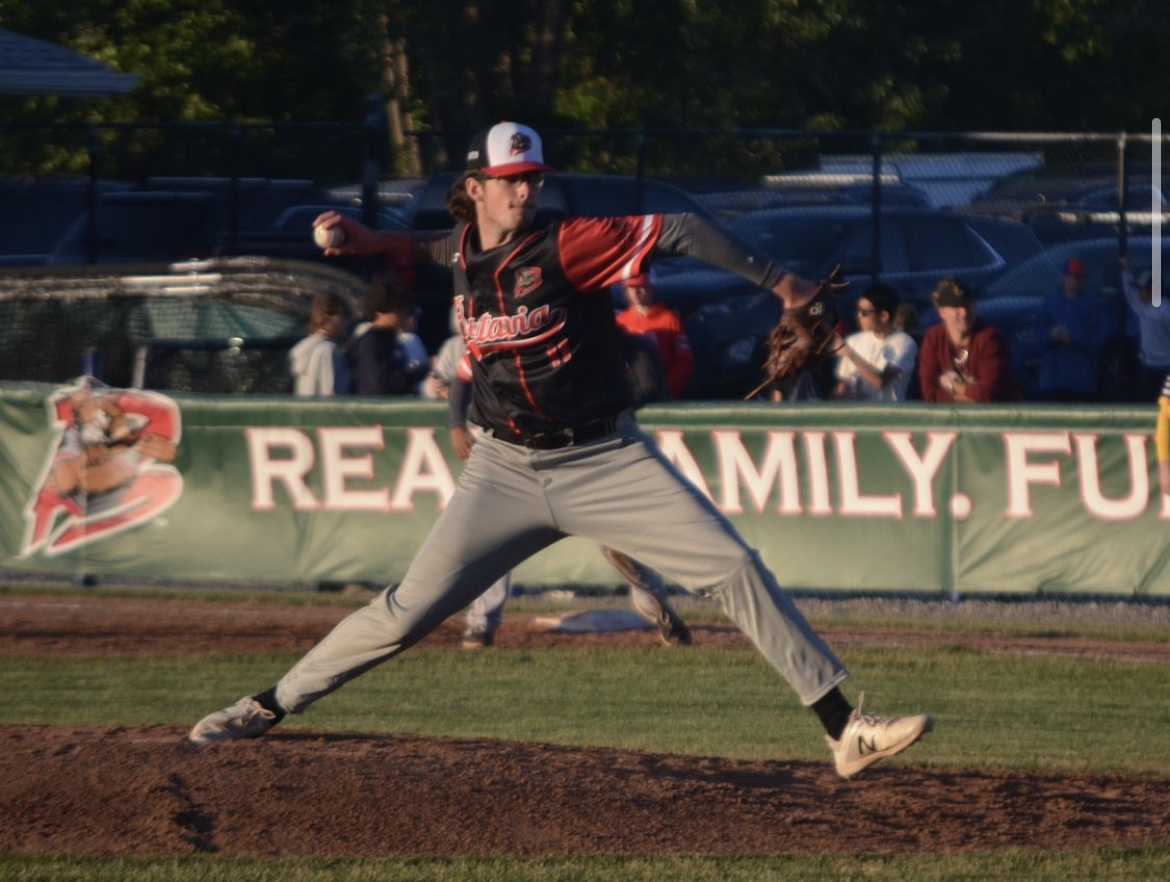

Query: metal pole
86;125;99;264
227;125;241;254
1154;120;1162;307
362;93;384;231
634;131;647;212
870;132;883;285
1117;132;1129;260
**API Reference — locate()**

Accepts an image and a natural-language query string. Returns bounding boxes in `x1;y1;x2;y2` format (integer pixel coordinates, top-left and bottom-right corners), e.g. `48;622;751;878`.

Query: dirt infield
2;593;1168;858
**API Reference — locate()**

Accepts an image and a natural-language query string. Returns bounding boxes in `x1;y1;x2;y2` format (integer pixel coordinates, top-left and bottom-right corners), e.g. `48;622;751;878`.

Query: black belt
505;417;618;450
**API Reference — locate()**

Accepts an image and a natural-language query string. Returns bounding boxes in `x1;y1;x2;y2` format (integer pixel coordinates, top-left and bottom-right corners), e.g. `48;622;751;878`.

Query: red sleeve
557;216;663;292
917;327;949;403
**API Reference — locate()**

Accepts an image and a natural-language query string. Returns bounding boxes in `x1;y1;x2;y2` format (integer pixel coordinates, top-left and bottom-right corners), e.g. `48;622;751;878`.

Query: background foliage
1;0;1167;174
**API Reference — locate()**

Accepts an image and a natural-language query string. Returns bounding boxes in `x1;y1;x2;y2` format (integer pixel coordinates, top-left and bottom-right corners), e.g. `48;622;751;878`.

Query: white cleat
188;696;277;745
825;692;932;779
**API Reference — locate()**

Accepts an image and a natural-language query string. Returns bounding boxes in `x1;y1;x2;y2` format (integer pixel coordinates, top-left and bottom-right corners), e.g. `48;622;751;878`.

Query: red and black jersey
450;215;662;438
408;210;785;439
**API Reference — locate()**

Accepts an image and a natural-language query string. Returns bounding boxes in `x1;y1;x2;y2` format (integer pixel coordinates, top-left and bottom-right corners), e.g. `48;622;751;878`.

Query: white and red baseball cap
466;121;554;176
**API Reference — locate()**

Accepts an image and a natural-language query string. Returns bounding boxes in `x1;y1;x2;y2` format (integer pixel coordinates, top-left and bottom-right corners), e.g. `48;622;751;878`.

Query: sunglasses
477;172;546;187
856;307;876;317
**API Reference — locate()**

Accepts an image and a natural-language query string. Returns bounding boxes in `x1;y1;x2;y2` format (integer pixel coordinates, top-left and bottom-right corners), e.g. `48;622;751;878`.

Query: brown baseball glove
745;265;848;400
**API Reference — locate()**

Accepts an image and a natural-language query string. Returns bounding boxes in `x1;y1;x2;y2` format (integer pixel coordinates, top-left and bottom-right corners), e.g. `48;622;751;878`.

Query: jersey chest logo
514;267;543;298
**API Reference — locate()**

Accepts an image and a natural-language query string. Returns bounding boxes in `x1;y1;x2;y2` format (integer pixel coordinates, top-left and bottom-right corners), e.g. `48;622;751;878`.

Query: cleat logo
857;734;879;756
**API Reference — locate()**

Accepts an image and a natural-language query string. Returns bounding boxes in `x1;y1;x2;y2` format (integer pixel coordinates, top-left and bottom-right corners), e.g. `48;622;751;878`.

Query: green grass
2;642;1166;775
1;849;1167;882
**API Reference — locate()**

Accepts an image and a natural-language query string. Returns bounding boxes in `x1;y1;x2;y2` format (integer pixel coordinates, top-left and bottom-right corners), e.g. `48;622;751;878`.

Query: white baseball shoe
188;696;277;745
825;692;932;779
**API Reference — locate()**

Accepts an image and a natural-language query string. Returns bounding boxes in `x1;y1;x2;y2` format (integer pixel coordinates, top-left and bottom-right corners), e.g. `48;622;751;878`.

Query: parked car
48;190;224;265
46;178;348;266
917;236;1170;400
962;167;1167;246
653;206;1044;398
693;181;932;221
0;178;132;266
215;203;408;275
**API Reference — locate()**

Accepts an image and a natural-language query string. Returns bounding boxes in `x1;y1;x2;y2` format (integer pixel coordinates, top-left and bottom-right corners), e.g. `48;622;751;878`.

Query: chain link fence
1;121;1164;399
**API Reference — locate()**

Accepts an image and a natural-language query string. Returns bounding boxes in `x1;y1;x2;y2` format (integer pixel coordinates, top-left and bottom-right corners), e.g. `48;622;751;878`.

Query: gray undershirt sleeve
654;213;789;289
448;378;472;429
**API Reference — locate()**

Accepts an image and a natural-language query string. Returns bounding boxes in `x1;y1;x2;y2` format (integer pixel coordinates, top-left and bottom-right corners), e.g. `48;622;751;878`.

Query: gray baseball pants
274;418;848;713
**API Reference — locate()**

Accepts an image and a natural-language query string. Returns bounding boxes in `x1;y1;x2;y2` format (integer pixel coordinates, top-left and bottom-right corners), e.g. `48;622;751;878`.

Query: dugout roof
0;28;138;99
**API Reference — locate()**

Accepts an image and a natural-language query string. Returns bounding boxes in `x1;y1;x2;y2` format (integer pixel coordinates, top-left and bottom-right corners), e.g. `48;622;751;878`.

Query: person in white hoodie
289;292;352;396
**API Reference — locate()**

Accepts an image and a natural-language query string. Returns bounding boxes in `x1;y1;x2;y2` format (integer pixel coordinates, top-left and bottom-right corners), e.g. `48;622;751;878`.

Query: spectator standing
1156;374;1170;496
1034;257;1110;401
919;278;1020;403
1120;255;1170;401
894;302;920;340
832;283;918;401
289;292;351;396
614;270;694;398
397;303;431;395
348;275;429;396
422;306;466;401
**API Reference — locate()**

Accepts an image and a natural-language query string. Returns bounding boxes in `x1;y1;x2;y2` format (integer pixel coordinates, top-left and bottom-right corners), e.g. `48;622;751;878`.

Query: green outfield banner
1;379;1166;595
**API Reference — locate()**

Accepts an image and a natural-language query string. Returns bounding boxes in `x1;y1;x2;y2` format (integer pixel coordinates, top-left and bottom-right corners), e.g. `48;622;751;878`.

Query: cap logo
509;132;532;157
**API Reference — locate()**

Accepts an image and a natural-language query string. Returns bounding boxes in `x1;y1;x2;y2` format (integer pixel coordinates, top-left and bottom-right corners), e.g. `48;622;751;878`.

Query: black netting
0;257;364;392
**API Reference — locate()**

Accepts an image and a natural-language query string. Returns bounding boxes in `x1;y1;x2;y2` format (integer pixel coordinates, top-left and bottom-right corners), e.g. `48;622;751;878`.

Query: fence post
362;92;385;230
86;125;99;264
227;125;242;254
870;131;883;285
1105;132;1132;400
1117;131;1129;259
634;129;647;212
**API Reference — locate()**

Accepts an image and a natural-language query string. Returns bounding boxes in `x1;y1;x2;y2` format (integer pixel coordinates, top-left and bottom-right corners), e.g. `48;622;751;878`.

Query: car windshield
723;215;846;274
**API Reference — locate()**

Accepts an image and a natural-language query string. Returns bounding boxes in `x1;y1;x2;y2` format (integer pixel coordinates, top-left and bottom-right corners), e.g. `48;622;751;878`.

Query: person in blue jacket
1034;256;1110;401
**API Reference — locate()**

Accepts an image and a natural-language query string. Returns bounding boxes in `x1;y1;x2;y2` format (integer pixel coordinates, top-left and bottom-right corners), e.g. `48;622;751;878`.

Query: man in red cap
614;269;694;398
1032;256;1109;401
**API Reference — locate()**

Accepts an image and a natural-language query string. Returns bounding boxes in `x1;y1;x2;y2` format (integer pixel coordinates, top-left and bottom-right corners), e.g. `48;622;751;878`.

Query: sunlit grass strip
2;644;1166;775
0;848;1167;882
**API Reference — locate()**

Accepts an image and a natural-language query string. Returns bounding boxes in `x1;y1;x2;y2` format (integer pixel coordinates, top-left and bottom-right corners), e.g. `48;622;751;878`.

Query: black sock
252;687;287;724
810;688;853;740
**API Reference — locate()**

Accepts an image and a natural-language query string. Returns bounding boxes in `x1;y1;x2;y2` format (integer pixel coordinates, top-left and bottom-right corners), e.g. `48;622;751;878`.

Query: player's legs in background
462;571;512;648
600;545;691;645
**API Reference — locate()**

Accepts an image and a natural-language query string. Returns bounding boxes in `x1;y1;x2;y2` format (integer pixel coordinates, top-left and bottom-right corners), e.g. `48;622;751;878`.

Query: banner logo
21;378;184;557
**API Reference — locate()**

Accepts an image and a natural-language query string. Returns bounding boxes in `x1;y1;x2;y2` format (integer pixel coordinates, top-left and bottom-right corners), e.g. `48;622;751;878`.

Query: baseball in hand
313;225;346;250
